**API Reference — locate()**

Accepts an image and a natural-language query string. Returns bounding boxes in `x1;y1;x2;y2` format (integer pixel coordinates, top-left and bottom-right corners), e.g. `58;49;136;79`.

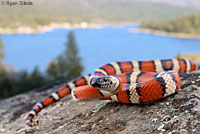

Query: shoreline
176;54;200;62
0;22;138;34
131;28;200;39
2;23;200;40
0;22;102;34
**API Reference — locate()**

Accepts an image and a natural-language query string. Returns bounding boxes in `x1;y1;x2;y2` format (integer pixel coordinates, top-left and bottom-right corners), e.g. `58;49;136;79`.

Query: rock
0;71;200;134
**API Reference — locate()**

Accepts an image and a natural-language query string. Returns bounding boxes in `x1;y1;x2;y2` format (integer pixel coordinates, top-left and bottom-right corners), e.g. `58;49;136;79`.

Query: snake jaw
91;76;119;92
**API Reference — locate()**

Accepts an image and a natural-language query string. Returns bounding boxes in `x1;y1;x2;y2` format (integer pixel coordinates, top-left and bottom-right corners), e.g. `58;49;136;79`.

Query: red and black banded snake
26;58;200;126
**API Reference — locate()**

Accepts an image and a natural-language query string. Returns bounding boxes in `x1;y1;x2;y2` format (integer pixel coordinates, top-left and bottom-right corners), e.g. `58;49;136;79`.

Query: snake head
91;76;119;92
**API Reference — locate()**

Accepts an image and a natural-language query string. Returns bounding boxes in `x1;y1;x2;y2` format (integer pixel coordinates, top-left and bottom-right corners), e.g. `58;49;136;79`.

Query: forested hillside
142;0;200;8
141;13;200;34
0;0;197;28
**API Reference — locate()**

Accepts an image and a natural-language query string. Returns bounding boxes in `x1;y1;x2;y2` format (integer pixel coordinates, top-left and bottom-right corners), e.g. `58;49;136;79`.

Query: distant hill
0;0;197;28
141;13;200;34
142;0;200;9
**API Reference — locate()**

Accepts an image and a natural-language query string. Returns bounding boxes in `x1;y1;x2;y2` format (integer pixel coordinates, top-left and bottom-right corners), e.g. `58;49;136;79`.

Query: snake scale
26;58;200;126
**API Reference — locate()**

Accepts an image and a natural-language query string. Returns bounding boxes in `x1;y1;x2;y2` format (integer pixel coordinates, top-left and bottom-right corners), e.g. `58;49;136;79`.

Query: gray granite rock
0;71;200;134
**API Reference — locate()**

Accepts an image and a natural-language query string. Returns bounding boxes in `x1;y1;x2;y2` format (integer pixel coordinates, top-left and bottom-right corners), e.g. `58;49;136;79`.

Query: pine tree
30;67;47;89
46;31;83;80
63;31;83;76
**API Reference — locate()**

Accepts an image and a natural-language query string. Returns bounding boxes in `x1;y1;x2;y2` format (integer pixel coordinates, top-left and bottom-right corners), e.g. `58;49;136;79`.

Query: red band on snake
26;58;200;126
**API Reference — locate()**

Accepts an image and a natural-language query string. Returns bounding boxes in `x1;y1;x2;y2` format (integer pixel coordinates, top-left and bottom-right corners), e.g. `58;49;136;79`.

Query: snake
26;58;200;126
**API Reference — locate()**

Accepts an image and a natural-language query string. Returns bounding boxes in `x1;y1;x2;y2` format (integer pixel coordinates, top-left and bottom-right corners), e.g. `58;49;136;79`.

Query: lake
2;25;200;75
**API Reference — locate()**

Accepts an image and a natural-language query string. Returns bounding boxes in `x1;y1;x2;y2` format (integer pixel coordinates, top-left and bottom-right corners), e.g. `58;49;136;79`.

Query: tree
29;67;47;89
0;35;5;72
141;12;200;34
0;72;13;98
46;31;83;80
0;67;50;99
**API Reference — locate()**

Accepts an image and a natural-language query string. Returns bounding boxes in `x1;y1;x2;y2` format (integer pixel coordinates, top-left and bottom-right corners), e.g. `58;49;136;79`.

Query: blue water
2;25;200;75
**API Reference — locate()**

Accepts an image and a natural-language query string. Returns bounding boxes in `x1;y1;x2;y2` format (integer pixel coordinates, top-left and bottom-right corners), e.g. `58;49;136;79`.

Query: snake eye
104;77;109;81
97;78;105;84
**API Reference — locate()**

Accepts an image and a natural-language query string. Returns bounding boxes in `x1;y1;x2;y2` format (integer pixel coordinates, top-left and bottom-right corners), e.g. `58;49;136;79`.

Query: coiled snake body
26;58;200;126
